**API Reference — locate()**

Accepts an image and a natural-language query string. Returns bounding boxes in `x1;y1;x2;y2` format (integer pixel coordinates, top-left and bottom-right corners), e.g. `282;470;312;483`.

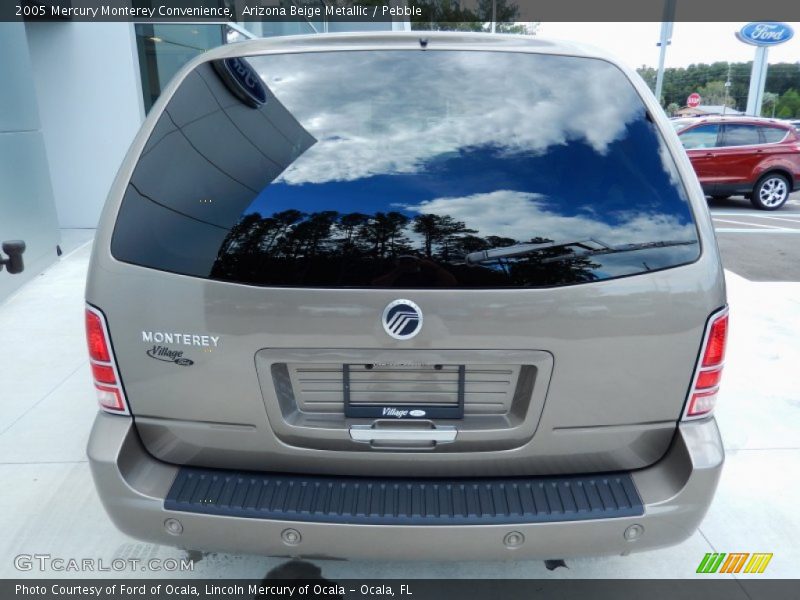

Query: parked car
788;119;800;131
86;32;727;561
676;116;800;210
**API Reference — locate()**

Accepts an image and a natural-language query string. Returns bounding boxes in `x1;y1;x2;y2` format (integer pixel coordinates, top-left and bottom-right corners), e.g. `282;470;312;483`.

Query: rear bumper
87;413;724;560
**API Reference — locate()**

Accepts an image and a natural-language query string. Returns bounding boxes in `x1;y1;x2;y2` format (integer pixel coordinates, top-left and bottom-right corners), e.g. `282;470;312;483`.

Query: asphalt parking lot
711;191;800;282
0;220;798;581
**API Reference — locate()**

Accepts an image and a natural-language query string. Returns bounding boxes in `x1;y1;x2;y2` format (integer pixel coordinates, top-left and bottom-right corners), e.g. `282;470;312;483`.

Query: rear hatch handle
349;423;457;444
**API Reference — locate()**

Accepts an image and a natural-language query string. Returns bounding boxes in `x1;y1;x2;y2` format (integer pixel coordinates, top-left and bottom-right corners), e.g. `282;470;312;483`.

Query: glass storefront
134;0;325;113
135;24;226;113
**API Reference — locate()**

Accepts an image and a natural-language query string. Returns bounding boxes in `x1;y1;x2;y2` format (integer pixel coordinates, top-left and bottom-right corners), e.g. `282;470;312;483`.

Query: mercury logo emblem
382;299;423;340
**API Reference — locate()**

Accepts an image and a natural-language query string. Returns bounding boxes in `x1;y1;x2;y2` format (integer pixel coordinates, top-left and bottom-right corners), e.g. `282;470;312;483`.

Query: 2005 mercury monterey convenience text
86;32;727;560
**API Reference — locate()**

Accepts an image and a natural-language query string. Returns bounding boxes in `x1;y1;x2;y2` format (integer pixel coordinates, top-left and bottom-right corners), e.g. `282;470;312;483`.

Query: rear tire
751;173;790;210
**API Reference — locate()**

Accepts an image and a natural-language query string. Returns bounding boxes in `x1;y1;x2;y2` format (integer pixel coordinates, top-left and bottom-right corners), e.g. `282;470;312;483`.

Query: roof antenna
419;37;428;49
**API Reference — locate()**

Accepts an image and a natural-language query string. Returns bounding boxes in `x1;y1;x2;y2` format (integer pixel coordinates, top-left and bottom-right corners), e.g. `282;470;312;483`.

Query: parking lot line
710;211;800;217
712;218;789;230
714;228;800;233
738;214;800;225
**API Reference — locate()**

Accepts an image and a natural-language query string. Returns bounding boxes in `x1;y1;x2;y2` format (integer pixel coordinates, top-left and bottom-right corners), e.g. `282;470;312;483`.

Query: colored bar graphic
733;553;750;573
744;553;773;574
720;553;749;573
697;553;725;573
697;552;772;574
710;553;726;573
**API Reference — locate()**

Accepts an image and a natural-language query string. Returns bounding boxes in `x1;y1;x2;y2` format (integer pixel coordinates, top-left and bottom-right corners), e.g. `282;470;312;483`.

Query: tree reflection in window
211;210;599;288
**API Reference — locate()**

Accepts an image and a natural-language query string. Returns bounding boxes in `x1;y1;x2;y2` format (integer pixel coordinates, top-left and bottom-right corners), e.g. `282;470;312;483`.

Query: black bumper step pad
165;468;643;525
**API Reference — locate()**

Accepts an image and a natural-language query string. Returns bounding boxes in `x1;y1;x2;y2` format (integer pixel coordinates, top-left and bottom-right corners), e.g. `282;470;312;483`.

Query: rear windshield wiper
464;239;697;265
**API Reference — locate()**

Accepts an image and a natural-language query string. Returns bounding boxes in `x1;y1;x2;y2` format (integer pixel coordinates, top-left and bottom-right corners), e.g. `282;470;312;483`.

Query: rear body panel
90;253;721;476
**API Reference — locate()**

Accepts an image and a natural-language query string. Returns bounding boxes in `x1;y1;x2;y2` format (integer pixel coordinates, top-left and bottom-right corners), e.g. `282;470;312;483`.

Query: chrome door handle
349;425;457;443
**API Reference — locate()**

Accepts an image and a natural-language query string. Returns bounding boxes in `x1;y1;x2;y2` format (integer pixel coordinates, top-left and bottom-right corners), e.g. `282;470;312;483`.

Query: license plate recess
342;363;465;419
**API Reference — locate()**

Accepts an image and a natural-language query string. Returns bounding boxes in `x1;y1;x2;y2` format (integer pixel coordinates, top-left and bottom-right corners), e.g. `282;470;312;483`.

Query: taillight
86;310;110;362
91;362;116;384
684;309;728;419
85;305;128;414
695;367;722;389
702;314;728;367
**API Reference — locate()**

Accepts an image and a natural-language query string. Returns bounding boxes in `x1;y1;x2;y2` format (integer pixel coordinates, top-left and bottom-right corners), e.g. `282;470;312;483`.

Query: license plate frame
342;364;465;419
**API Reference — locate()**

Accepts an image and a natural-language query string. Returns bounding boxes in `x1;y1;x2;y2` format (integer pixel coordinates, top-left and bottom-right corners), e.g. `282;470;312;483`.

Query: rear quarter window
761;126;789;143
111;50;700;289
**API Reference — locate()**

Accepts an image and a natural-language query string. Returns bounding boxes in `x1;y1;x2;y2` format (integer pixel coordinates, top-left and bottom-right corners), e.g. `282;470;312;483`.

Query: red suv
674;117;800;210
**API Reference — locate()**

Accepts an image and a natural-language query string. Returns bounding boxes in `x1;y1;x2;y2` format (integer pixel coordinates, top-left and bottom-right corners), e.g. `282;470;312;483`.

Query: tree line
216;209;508;262
637;62;800;117
210;209;598;287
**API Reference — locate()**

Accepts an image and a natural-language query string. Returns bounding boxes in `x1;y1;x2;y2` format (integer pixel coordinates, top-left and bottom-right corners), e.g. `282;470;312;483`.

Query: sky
246;50;694;250
539;22;800;70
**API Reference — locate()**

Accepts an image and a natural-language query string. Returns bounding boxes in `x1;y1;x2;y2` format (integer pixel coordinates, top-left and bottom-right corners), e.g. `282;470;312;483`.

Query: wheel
751;173;790;210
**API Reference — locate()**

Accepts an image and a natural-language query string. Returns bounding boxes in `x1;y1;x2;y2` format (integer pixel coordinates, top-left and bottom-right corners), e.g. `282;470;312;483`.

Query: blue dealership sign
737;22;794;46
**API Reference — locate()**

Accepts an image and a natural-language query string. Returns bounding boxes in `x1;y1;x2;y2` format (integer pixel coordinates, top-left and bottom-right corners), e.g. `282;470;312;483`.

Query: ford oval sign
737;22;794;47
212;57;268;109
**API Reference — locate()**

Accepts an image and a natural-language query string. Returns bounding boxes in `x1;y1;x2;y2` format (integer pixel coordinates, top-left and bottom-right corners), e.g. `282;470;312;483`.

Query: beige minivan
86;32;727;560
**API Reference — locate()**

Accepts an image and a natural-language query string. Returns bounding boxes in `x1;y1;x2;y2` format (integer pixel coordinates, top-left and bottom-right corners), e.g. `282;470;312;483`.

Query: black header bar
6;0;800;23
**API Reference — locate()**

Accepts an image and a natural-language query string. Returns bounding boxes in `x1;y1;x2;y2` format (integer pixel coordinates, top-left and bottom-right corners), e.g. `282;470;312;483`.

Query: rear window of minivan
111;50;700;288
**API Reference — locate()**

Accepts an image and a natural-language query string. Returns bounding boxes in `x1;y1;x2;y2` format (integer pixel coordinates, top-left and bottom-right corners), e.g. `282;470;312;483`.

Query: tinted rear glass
112;50;699;288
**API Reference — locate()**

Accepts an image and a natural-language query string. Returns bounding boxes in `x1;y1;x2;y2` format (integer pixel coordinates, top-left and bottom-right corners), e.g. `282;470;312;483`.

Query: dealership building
0;8;405;300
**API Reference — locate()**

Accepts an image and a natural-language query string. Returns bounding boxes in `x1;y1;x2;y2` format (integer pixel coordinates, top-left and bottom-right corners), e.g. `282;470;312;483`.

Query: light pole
654;0;677;106
745;46;770;116
722;64;732;116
